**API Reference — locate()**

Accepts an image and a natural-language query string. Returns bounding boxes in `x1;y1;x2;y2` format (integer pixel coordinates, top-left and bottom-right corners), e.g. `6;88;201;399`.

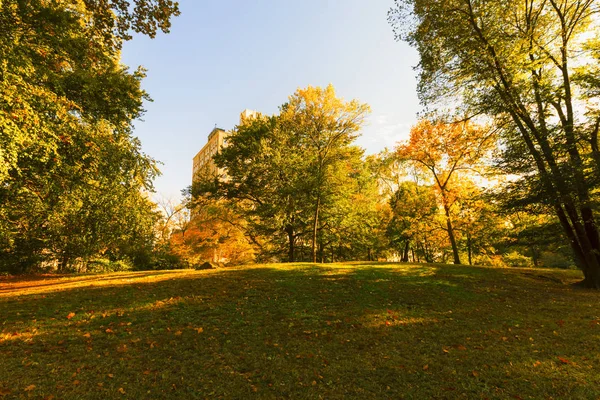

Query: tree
387;180;438;262
390;0;600;287
396;120;494;264
210;86;373;263
280;85;370;263
0;0;179;272
212;115;311;262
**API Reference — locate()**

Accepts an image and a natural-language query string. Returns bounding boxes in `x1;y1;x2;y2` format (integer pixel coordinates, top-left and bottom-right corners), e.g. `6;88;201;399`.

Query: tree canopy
0;0;179;272
390;0;600;287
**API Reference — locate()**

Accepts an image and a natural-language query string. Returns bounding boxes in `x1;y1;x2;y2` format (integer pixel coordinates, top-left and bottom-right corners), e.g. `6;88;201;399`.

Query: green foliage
0;0;179;272
390;0;600;287
541;251;576;270
86;258;134;273
503;251;534;269
209;86;379;263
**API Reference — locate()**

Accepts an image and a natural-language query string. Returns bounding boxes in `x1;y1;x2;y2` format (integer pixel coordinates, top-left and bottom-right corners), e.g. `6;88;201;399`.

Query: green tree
391;0;600;285
0;0;179;272
211;115;311;262
280;85;370;263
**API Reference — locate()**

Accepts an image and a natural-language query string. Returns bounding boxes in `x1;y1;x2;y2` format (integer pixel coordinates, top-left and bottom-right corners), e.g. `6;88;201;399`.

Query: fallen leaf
118;387;125;394
107;374;114;378
73;380;80;386
558;357;570;364
24;385;35;392
83;333;91;338
423;364;429;371
457;345;467;351
471;370;479;377
105;328;114;334
174;330;182;336
67;312;75;320
195;328;203;334
533;361;541;367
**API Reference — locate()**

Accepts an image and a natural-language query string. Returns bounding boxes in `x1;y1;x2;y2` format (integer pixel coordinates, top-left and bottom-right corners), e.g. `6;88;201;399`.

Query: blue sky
121;0;420;200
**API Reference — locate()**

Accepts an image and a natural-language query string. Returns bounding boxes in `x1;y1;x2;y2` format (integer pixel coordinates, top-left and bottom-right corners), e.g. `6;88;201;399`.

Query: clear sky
120;0;420;200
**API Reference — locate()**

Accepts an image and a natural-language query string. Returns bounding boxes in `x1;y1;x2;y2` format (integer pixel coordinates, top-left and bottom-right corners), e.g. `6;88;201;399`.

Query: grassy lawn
1;263;600;399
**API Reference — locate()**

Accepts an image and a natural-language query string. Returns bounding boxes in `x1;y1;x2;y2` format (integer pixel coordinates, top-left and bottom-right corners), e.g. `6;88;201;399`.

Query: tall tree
280;85;370;263
212;115;311;262
390;0;600;286
0;0;179;271
396;120;494;264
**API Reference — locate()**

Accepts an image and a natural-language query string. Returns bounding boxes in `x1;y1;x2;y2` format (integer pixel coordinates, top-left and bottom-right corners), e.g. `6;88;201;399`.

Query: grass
1;263;600;399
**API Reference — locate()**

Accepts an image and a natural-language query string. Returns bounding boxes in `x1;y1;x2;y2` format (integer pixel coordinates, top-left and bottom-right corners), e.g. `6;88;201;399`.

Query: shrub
540;251;575;269
87;258;133;273
503;252;533;268
473;254;506;268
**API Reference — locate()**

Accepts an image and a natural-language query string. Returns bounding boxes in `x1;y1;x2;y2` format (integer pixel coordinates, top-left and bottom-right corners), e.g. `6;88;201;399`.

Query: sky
120;0;421;200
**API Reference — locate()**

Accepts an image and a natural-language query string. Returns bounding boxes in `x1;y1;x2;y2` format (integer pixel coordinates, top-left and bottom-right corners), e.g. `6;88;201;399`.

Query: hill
1;263;599;399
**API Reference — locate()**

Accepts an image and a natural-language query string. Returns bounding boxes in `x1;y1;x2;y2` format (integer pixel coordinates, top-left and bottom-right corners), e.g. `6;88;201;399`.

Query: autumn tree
396;120;495;264
0;0;179;272
212;115;311;262
280;85;370;263
387;180;438;262
390;0;600;287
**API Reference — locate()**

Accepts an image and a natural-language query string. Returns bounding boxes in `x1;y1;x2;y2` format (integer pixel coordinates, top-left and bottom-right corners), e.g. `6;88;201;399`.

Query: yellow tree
280;85;370;263
397;120;495;264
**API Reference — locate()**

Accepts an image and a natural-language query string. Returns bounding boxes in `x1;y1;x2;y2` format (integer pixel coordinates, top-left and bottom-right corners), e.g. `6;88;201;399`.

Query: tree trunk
285;224;295;263
466;232;472;266
319;239;324;263
331;244;335;263
443;204;461;265
311;196;321;263
402;241;410;262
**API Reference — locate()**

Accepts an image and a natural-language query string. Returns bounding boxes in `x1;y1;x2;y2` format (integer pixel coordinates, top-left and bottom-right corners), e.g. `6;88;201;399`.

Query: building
191;110;259;183
192;127;229;181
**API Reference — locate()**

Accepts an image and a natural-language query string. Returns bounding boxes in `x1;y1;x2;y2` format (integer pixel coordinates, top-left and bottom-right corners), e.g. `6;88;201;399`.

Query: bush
87;258;133;273
473;254;506;268
502;252;533;268
540;251;575;269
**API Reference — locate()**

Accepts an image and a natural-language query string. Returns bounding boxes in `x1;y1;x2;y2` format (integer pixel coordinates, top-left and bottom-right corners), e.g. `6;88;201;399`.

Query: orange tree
396;120;495;264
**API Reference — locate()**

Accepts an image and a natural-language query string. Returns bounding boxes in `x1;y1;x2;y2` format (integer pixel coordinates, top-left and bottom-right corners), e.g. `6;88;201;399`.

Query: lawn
1;263;599;399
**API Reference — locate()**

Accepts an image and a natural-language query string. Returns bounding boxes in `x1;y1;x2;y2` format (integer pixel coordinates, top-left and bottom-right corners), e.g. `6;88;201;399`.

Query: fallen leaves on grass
66;312;75;320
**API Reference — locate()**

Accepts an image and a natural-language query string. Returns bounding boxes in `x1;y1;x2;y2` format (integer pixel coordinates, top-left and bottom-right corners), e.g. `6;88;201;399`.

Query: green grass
1;263;600;399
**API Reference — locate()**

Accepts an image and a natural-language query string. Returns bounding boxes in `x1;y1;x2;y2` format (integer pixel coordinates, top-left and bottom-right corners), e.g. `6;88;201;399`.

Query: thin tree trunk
285;224;295;263
402;241;410;262
467;232;472;266
443;203;461;265
311;196;321;263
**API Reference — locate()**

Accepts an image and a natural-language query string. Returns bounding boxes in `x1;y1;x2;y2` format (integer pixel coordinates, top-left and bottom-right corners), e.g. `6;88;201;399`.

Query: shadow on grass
1;263;599;399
